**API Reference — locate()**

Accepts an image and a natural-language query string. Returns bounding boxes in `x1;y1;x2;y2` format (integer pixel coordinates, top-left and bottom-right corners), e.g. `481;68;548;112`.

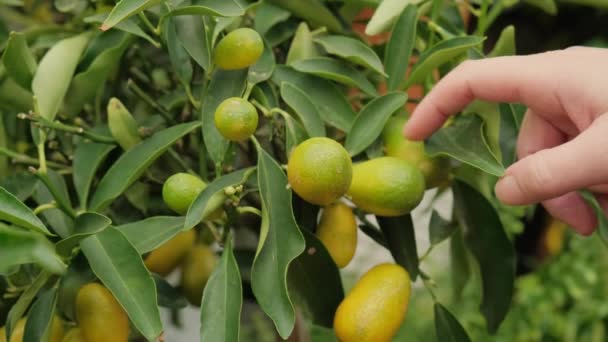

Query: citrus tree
0;0;606;341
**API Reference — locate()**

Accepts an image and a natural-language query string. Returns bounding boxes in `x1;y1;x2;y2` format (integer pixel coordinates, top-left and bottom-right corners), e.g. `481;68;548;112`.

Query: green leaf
280;82;326;137
377;214;419;280
164;16;193;92
73;143;116;210
63;31;132;118
452;180;515;333
450;229;471;301
32;32;90;121
57;261;96;321
84;13;160;47
248;42;275;85
286;23;319;65
116;216;186;254
23;287;57;342
201;69;248;166
272;65;355;132
175;15;212;71
254;2;291;37
5;272;50;341
266;0;344;32
101;0;161;31
2;32;37;89
429;210;455;246
426;114;505;177
89;122;200;211
200;238;242;342
498;103;518;167
32;171;73;238
314;35;385;76
252;146;305;339
185;168;253;230
55;213;111;257
80;227;162;340
434;303;472;342
153;274;188;309
0;78;33;113
488;25;516;57
345;92;407;156
523;0;557;15
284;113;309;156
0;186;50;235
161;0;245;20
0;225;65;274
310;325;339;342
366;0;420;35
384;5;417;91
287;230;344;327
291;57;377;96
0;172;38;201
404;36;484;89
580;191;608;247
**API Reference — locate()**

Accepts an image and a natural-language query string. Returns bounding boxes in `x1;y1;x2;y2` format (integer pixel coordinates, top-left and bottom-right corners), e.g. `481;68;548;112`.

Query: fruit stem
127;79;176;124
33;170;77;219
237;206;262;217
0;147;67;169
33;202;58;215
138;12;159;37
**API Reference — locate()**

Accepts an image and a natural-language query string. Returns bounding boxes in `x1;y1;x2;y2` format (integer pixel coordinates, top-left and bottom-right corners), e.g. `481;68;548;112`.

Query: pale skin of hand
403;47;608;235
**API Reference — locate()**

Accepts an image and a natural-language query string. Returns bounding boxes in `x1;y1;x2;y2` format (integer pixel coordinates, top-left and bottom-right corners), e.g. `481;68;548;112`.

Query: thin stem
311;27;327;37
237;206;262;217
167;148;195;174
243;82;254;100
34;170;77;219
0;147;67;169
421;271;438;302
419;245;435;263
250;100;271;117
138;12;159;37
127;79;175;124
36;143;47;175
33;202;58;215
204;222;222;243
475;0;491;36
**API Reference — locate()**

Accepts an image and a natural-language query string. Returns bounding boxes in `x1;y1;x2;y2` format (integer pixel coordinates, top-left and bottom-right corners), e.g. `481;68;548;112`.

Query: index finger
403;52;568;140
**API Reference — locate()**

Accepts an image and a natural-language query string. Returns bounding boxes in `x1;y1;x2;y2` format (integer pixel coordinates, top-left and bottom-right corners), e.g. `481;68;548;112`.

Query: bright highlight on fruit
214;28;264;70
76;283;129;342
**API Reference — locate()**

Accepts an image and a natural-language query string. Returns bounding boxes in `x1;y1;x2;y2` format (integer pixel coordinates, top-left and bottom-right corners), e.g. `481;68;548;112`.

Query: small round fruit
316;202;357;268
334;264;411;342
181;244;217;305
162;173;225;218
348;157;425;216
287;137;352;206
214;97;259;141
0;316;64;342
61;328;85;342
76;283;129;342
382;115;451;189
214;28;264;70
145;229;196;276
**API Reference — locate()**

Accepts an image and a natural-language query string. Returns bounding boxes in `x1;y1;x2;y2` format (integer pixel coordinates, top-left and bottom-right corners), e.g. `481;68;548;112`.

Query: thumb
495;114;608;205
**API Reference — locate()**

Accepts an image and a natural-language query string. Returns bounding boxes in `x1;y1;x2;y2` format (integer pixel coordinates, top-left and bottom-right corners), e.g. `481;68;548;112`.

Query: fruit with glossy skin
316;202;357;268
287;137;352;206
181;244;218;305
214;97;259;141
144;229;196;276
0;316;64;342
61;328;85;342
382;115;450;189
334;263;411;342
214;28;264;70
348;157;425;216
75;283;129;342
162;173;225;218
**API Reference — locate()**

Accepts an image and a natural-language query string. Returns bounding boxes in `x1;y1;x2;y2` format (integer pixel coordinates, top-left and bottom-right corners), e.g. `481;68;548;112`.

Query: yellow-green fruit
144;229;196;276
334;264;411;342
181;244;218;305
214;28;264;70
214;97;259;141
61;328;85;342
107;98;141;151
349;157;425;216
382;116;451;189
162;173;225;218
75;283;129;342
0;316;64;342
316;202;357;268
287;137;352;206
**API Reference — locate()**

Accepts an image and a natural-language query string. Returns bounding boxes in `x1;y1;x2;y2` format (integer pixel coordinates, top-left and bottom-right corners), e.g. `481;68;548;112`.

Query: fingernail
495;175;523;204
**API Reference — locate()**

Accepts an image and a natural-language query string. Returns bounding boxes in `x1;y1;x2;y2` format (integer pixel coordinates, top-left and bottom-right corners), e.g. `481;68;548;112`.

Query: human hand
404;47;608;234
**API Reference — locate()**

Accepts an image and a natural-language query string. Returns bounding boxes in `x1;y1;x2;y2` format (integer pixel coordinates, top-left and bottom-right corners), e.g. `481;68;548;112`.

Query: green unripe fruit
214;97;259;141
214;28;264;70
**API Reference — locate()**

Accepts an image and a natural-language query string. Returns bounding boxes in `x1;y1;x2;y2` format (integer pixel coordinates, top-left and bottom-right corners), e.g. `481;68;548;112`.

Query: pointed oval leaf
450;229;471;300
23;288;58;342
404;36;484;88
248;42;275;85
251;146;305;339
287;230;344;327
384;5;417;91
153;274;188;309
5;272;51;341
429;210;456;246
80;227;162;340
0;172;38;201
32;171;73;238
434;303;472;342
73;143;116;210
161;0;245;20
200;238;242;341
498;103;518;167
89;122;200;211
254;3;291;37
0;186;50;235
175;15;212;71
291;57;378;96
56;212;112;257
314;35;385;75
580;190;608;247
164;16;193;90
489;25;516;57
117;216;186;254
272;66;355;132
101;0;161;31
452;180;515;333
32;32;90;120
345;92;407;156
284;113;309;157
523;0;557;15
2;31;37;89
286;23;319;65
280;82;325;137
366;0;420;35
84;13;159;47
0;225;65;274
266;0;343;32
426;114;505;177
201;69;248;166
377;214;419;280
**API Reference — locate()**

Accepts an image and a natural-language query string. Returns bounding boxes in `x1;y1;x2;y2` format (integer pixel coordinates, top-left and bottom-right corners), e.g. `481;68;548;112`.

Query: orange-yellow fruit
214;28;264;70
75;283;129;342
287;137;352;206
144;229;197;276
61;328;85;342
181;245;218;305
0;316;64;342
316;202;357;268
334;264;411;342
